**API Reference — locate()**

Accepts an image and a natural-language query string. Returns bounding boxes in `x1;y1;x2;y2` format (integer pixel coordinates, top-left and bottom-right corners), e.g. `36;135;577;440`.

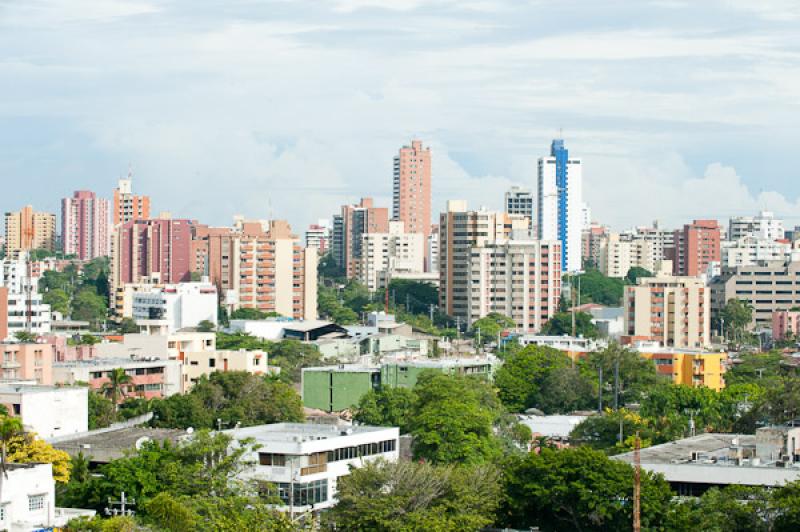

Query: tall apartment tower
113;174;151;226
333;198;389;279
4;206;57;253
62;191;110;260
393;140;432;239
670;220;721;277
537;139;583;272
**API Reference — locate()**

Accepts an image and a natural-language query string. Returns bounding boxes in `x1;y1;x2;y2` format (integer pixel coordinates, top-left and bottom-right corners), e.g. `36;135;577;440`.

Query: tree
88;391;116;429
410;372;502;464
537;367;596;414
541;311;599;338
494;345;572;412
230;307;269;320
13;331;36;343
501;446;674;531
331;460;502;531
625;266;653;285
584;343;661;406
725;350;786;387
43;287;70;316
568;269;625;306
569;409;655;453
353;387;416;433
118;317;140;334
196;320;216;332
103;368;133;407
0;416;24;496
721;298;754;343
72;287;108;327
470;312;515;345
388;279;438;315
6;432;72;482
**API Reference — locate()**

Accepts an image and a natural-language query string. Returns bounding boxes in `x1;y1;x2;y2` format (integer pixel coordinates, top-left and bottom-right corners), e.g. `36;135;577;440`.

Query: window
29;494;46;511
209;359;216;368
259;453;286;466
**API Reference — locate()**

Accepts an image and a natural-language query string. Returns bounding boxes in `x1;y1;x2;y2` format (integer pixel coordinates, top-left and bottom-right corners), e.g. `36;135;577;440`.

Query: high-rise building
199;218;317;320
113;174;151;226
333;198;389;279
393;140;431;238
4;206;57;253
62;191;110;260
598;233;656;278
467;240;561;333
729;211;784;242
582;223;608;269
427;225;439;274
624;270;711;349
0;253;52;338
305;220;331;255
359;221;425;292
111;217;194;295
669;220;721;277
537;139;583;272
438;200;529;319
505;186;534;218
625;221;675;261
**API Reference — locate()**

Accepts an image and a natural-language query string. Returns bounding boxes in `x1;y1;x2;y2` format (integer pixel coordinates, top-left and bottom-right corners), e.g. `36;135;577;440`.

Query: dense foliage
540;311;599;338
215;333;325;383
38;257;110;327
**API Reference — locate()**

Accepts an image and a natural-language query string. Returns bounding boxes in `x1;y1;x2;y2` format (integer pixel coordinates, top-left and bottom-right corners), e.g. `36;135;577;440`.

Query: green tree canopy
43;287;70;316
721;298;754;343
470;312;515;345
494;345;573;412
388;279;438;315
353;387;416;434
583;343;662;406
71;287;108;327
568;269;625;306
625;266;653;285
541;311;599;338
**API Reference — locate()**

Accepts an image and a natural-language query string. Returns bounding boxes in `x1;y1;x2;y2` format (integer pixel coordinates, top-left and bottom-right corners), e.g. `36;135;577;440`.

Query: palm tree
102;368;133;409
0;416;24;499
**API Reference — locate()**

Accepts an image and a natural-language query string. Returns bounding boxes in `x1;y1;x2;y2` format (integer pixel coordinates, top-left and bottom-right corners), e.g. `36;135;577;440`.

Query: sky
1;0;799;234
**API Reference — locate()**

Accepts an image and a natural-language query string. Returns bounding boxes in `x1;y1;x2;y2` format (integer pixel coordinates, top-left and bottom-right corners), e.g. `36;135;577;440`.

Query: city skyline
1;1;799;233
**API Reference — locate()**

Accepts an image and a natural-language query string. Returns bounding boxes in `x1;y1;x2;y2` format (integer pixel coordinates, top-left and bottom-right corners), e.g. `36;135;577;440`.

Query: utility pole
456;316;461;339
105;492;135;517
598;366;603;412
429;304;435;322
571;276;576;337
633;433;641;532
476;327;481;347
406;293;410;313
614;359;620;410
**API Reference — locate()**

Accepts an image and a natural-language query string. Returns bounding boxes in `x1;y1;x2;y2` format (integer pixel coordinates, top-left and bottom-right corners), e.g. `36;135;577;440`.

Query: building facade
62;190;110;260
537;139;582;272
333;198;389;278
634;344;726;391
182;349;277;391
359;221;425;292
598;232;657;278
720;236;792;268
0;255;52;338
773;310;800;341
670;220;721;277
113;175;151;226
132;282;218;333
624;274;711;349
53;357;182;399
393;140;431;239
505;186;534;233
729;211;784;242
4;206;57;253
466;240;561;333
0;343;54;383
305;221;330;255
0;385;88;438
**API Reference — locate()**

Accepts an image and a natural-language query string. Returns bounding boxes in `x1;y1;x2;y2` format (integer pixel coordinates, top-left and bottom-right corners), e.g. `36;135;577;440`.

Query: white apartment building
537;139;582;272
132;281;218;333
305;220;330;254
720;236;794;268
729;211;784;241
95;331;216;360
505;186;534;219
598;233;657;278
467;240;561;333
0;384;87;439
0;463;94;530
227;423;399;512
53;357;183;398
1;254;51;338
426;230;439;273
182;349;278;391
623;222;675;261
359;221;425;292
624;273;711;349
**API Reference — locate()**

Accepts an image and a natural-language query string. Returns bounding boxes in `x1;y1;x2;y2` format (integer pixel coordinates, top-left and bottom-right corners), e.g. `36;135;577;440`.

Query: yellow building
636;345;726;391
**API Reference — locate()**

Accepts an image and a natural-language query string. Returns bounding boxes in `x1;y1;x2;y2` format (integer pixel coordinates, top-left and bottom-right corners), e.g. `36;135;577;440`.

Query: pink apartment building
53;357;182;400
393;140;432;239
62;190;110;260
773;310;800;341
0;342;54;384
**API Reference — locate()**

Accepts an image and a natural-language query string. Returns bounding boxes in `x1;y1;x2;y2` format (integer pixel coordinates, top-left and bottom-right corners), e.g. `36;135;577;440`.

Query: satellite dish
186;427;194;434
134;437;152;450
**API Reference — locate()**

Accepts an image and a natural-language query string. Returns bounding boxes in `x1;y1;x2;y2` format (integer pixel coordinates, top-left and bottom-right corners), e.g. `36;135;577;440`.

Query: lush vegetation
540;310;599;338
38;257;110;328
215;333;326;383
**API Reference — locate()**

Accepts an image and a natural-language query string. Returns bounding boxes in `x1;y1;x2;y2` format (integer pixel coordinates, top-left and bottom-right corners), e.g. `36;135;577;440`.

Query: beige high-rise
4;206;57;253
393;140;432;239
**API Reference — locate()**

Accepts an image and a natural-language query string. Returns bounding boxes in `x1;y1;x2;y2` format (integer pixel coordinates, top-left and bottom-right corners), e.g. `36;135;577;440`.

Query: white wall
0;386;88;439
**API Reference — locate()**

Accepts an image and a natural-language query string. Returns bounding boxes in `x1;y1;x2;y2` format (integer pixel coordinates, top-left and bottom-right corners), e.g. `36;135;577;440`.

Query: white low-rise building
182;349;279;391
96;331;216;361
0;384;87;439
226;423;399;512
133;282;218;334
0;463;95;530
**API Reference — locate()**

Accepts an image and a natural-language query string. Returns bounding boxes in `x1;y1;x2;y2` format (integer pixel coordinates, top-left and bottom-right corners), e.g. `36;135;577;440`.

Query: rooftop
224;422;392;443
615;433;754;466
54;357;174;368
52;427;186;462
0;384;85;395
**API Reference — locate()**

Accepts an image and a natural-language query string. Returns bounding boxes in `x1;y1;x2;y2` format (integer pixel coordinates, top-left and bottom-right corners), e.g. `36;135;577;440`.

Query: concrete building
582;223;608;269
438;200;529;319
721;236;792;268
625;221;675;262
53;357;182;399
710;260;800;329
95;331;216;361
505;186;534;233
537;139;583;272
3;205;57;253
0;282;51;339
633;342;726;391
359;221;425;292
228;423;399;512
773;310;800;341
614;429;800;496
0;463;95;530
111;217;194;295
0;384;88;438
624;272;711;349
305;221;330;255
426;226;439;273
333;198;389;279
670;220;721;276
228;319;347;342
302;357;497;412
0;342;54;384
729;211;784;242
393;140;431;239
132;282;218;333
466;240;561;333
518;334;606;360
113;174;151;226
199;219;317;320
61;190;110;260
598;232;657;278
182;349;278;391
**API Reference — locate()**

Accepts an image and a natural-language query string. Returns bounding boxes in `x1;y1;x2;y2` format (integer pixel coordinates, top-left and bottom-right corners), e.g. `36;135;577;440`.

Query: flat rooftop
615;433;756;466
54;357;173;368
53;427;186;462
0;384;85;394
224;422;392;443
